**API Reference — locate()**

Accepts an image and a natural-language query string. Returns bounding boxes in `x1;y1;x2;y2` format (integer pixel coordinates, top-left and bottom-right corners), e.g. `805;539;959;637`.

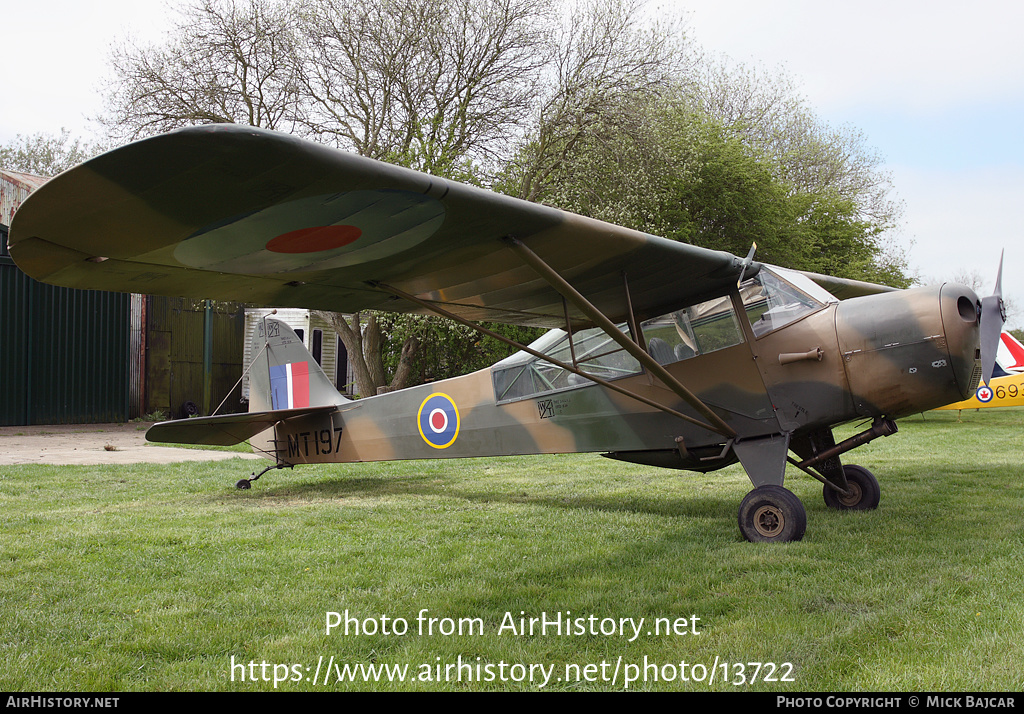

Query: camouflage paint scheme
8;125;993;542
237;285;980;467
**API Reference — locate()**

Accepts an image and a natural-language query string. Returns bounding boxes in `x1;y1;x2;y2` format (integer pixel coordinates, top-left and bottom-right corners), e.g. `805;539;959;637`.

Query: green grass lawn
1;409;1022;691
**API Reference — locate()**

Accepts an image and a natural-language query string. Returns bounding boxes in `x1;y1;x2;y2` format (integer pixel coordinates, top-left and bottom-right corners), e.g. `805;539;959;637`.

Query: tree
689;59;908;285
509;69;911;287
297;0;552;178
298;0;557;393
373;314;543;387
502;0;692;202
0;129;104;176
99;0;910;395
101;0;674;395
101;0;305;141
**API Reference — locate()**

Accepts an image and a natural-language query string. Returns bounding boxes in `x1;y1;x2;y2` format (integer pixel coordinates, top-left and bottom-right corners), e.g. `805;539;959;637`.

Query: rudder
249;316;349;412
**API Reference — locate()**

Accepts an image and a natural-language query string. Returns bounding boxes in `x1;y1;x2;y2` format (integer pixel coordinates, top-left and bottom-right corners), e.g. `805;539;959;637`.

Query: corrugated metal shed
1;170;135;425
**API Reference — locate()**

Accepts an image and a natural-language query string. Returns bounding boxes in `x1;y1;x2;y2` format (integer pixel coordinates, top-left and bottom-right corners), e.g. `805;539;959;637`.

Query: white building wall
242;308;352;400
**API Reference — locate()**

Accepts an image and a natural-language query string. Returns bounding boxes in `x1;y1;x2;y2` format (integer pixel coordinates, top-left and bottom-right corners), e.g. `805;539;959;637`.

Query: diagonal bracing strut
373;282;729;435
503;236;737;439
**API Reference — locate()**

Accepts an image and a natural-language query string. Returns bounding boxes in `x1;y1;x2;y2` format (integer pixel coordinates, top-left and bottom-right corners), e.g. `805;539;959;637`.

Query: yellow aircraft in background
936;372;1024;411
937;332;1024;411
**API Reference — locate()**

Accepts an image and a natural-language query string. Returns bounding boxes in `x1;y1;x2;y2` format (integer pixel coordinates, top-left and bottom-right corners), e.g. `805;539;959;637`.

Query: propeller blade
979;251;1006;385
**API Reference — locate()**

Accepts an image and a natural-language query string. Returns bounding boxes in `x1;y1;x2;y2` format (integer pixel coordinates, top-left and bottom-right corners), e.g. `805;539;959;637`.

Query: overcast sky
3;0;1022;324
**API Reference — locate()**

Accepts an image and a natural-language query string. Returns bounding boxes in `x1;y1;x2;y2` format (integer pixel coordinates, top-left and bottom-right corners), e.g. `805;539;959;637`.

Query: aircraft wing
797;270;899;300
9;124;751;328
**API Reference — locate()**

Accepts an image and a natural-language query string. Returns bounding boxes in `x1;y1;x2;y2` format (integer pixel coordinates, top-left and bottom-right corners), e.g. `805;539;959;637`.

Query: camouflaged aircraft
7;125;1006;543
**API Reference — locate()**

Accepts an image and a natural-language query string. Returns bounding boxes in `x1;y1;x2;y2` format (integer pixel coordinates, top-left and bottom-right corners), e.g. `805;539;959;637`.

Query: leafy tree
503;0;691;202
510;79;910;287
689;59;908;285
0;129;104;176
375;314;544;387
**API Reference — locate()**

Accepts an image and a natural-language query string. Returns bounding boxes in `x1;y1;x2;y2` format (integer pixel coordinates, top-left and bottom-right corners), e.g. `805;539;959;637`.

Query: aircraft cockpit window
640;295;744;365
741;269;827;337
492;324;641;403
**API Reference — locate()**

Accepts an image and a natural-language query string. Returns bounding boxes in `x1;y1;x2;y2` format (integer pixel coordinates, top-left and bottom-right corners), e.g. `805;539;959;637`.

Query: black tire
822;464;880;511
738;485;807;543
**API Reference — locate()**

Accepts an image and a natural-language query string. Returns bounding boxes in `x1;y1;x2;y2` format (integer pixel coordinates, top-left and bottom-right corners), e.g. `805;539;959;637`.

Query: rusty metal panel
1;170;48;230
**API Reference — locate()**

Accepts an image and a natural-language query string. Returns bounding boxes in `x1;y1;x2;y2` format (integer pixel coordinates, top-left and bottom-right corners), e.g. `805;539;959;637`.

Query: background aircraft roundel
174;190;446;274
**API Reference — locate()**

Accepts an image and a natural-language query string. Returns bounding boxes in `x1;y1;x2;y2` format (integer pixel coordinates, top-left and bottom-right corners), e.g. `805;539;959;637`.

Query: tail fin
248;317;349;412
999;331;1024;372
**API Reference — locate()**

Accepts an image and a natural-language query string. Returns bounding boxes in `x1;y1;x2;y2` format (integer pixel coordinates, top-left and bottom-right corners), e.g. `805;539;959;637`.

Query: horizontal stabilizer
146;405;338;446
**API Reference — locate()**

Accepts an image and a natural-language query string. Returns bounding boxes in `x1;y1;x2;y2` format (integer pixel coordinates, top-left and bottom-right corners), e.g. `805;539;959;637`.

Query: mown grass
1;409;1022;691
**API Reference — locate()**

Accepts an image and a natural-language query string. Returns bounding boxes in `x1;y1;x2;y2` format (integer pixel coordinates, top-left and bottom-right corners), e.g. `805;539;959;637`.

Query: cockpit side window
741;268;827;337
491;289;753;403
492;324;641;403
640;295;744;365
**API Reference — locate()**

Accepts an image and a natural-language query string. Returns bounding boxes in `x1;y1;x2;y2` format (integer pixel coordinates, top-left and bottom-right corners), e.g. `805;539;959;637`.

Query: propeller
979;251;1006;386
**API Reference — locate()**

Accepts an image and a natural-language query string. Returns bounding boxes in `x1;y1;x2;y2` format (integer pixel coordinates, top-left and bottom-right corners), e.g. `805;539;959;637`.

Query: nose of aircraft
835;283;981;417
938;282;983;399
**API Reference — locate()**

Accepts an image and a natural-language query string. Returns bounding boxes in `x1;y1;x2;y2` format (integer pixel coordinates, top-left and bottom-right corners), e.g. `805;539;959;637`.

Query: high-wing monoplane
8;125;1005;542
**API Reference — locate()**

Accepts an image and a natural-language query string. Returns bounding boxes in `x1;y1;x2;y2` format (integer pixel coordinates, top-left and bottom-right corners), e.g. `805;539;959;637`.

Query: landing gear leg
738;485;807;543
236;462;292;490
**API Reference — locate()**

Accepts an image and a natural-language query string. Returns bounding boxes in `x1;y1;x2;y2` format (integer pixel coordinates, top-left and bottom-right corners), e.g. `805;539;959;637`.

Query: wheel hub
753;504;784;537
838;481;862;507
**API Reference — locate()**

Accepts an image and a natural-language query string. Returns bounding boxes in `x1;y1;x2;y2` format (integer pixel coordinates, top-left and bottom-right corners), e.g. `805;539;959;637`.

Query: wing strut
503;237;737;439
373;282;732;435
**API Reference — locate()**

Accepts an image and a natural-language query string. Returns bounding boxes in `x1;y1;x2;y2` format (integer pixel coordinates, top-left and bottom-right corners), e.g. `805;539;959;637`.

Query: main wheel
738;485;807;543
822;464;880;511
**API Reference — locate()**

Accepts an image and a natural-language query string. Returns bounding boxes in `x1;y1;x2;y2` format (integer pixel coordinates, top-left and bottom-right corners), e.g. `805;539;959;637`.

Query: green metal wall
1;226;130;425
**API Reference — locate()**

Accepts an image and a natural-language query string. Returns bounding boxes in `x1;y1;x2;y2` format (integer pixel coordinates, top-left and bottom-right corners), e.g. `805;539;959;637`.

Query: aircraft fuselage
255;279;981;472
